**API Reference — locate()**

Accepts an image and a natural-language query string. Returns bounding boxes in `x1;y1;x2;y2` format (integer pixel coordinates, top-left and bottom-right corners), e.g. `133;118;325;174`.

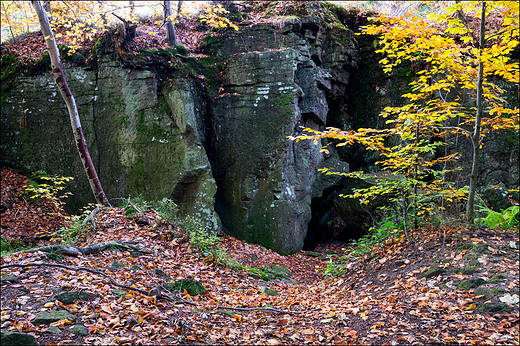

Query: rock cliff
1;11;517;254
206;18;357;253
1;56;220;233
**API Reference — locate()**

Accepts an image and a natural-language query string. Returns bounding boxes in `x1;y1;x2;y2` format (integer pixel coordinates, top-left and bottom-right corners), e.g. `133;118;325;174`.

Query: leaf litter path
2;208;518;345
0;166;518;345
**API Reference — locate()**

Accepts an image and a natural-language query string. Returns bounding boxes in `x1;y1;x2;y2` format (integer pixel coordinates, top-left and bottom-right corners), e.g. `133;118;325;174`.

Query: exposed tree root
0;262;151;296
9;240;155;257
167;289;321;314
1;262;320;315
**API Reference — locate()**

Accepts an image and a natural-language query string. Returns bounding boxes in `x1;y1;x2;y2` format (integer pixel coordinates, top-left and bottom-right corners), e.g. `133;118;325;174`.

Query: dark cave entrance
303;185;369;251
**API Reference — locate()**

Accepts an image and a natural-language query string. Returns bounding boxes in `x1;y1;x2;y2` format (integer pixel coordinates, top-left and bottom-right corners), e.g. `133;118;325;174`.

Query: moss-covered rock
0;58;221;233
55;291;98;304
478;302;514;313
32;310;75;324
70;324;88;336
263;264;292;279
1;332;39;346
260;286;278;296
457;278;487;290
112;289;129;298
422;264;446;278
109;261;126;271
163;279;206;296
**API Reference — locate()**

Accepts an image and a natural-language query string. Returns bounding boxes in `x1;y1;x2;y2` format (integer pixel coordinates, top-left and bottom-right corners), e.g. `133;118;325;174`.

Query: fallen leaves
1;169;519;345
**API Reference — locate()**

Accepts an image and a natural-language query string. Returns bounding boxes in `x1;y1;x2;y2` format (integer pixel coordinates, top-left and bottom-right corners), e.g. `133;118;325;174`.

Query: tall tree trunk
31;1;109;206
164;0;177;47
467;1;486;223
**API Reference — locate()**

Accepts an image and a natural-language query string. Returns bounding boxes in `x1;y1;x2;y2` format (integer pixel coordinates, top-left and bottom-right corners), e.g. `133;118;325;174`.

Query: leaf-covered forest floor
1;168;519;346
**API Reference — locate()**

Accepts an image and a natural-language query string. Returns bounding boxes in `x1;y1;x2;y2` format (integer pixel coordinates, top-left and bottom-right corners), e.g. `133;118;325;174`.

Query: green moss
477;302;514;313
274;92;293;110
163;279;206;296
422;264;446;278
128;157;144;191
457;278;486;290
487;274;507;284
0;53;20;104
199;34;225;56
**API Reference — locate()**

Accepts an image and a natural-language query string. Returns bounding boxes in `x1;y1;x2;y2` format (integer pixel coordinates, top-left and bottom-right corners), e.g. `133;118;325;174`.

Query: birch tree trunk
164;0;177;47
31;0;109;206
467;1;487;223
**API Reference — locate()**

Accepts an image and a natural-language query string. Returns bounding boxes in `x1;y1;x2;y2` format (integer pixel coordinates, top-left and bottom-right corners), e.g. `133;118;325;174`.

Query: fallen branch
9;241;155;257
83;205;102;229
0;262;150;296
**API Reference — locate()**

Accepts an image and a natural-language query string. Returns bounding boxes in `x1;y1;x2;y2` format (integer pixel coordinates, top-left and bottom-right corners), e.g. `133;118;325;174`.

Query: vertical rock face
208;18;357;254
0;57;220;232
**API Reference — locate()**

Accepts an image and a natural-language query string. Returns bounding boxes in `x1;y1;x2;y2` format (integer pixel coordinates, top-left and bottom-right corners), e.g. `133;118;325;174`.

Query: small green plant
351;217;402;256
475;205;519;229
321;217;403;277
1;237;30;256
23;171;73;208
321;256;350;277
54;204;98;245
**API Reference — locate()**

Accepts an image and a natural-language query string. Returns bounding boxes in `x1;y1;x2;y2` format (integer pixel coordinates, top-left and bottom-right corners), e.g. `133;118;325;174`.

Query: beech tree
293;1;519;226
30;0;109;205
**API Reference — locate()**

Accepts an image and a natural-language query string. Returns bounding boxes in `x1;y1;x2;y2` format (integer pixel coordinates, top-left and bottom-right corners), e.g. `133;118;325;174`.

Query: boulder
209;19;357;254
0;59;220;233
55;291;98;304
1;332;39;346
482;184;514;212
260;286;278;296
32;310;75;324
163;278;206;296
70;324;88;336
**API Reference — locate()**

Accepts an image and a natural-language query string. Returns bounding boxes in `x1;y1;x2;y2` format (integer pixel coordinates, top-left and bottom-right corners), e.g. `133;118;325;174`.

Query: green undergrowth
53;203;98;246
122;197;242;270
0;237;30;256
475;205;519;230
322;216;404;276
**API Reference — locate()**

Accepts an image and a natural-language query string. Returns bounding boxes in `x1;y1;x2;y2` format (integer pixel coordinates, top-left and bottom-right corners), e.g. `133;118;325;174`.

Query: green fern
475;205;519;229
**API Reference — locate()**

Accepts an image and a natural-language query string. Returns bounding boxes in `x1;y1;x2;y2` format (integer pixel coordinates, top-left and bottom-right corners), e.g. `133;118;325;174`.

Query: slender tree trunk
177;0;183;16
467;1;486;223
42;1;52;21
31;1;109;206
164;0;177;47
129;0;136;21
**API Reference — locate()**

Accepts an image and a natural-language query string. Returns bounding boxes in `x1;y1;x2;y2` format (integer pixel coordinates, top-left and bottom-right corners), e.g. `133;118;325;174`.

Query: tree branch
5;241;154;257
0;262;150;296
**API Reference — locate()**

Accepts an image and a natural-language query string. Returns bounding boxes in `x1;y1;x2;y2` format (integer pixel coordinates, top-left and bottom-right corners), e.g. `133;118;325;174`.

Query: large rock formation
207;18;357;253
1;9;517;254
0;56;220;232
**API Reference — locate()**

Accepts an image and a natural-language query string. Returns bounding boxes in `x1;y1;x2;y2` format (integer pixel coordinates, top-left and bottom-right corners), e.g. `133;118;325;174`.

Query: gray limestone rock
70;324;88;336
32;310;75;324
1;332;39;346
55;291;98;304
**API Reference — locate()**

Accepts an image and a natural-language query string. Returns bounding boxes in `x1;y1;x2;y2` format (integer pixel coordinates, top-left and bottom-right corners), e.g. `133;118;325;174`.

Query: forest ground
1;167;519;345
